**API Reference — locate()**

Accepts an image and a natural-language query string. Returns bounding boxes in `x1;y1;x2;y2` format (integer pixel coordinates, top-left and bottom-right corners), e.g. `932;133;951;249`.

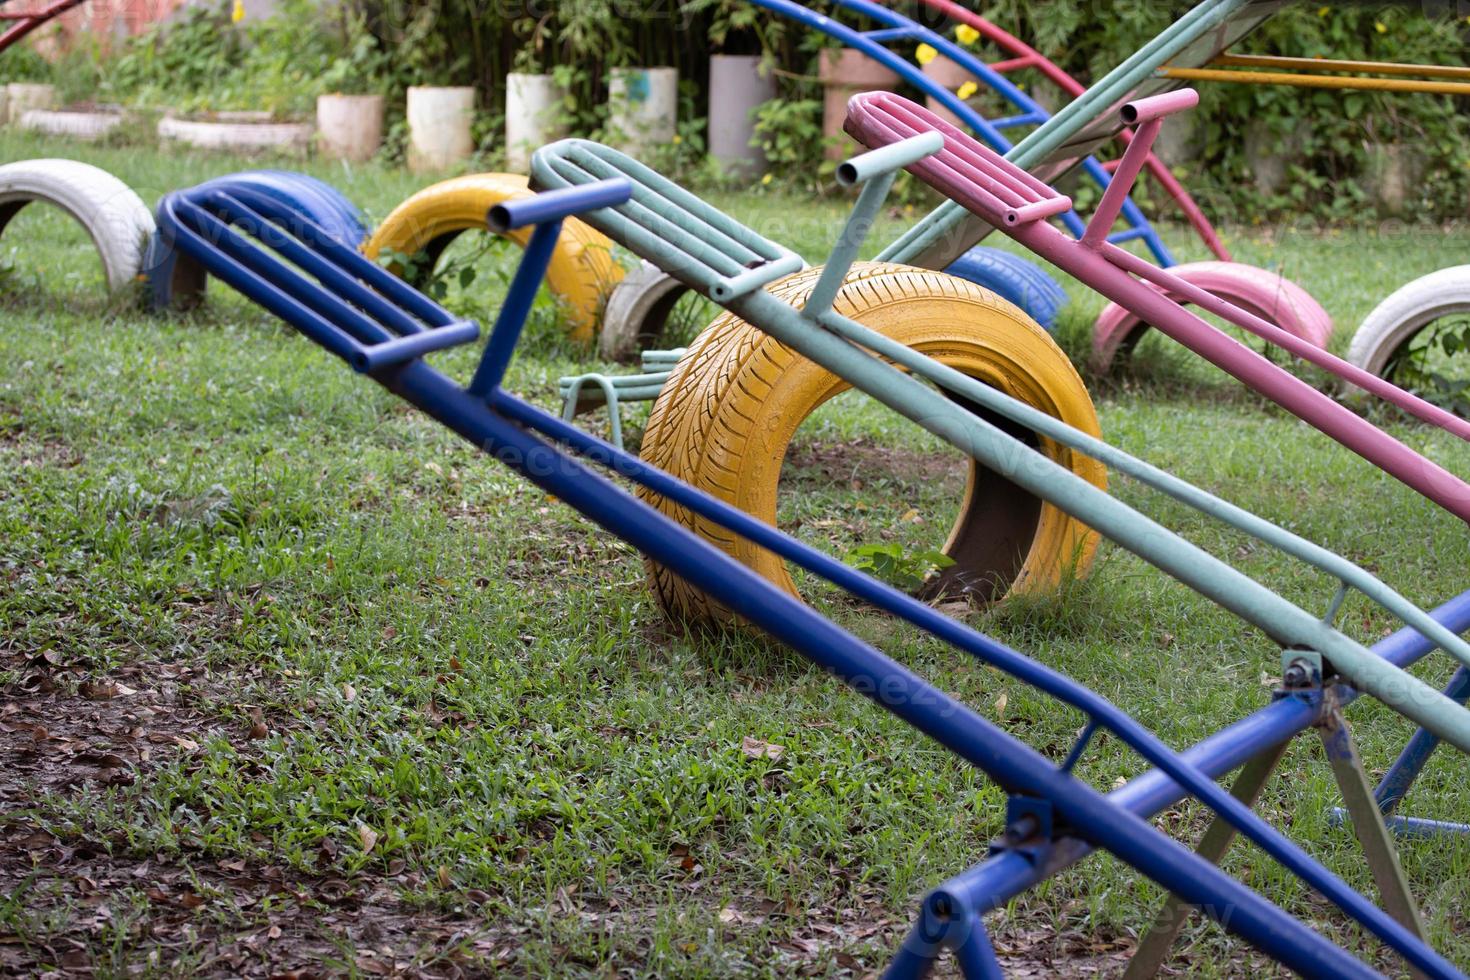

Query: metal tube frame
744;0;1179;266
150;165;1470;979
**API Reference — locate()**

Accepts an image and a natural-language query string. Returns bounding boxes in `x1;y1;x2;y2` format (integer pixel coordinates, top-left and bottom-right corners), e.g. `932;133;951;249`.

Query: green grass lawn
0;130;1468;977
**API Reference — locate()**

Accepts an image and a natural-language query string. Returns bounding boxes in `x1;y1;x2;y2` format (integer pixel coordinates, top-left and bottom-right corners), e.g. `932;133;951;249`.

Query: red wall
27;0;192;54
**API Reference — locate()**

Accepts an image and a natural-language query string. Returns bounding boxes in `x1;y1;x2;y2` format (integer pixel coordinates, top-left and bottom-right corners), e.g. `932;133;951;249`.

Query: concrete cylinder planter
708;54;775;178
505;72;567;173
316;94;384;162
922;57;978;129
607;67;677;154
407;85;475;174
17;106;125;140
818;49;897;159
158;113;312;155
1243;121;1302;200
6;83;55;126
1364;143;1424;218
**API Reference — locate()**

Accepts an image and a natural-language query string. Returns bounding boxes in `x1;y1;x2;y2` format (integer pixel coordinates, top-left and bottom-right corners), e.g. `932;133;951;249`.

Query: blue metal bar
1381;815;1470;838
353;320;479;374
486;178;631;232
1376;667;1470;815
203;190;431;339
468;219;567;396
1104;224;1153;245
160;197;384;364
925;588;1470;926
955;917;1004;980
860;26;917;42
990;111;1046;130
172;197;392;349
489;392;1459;979
745;0;1173;265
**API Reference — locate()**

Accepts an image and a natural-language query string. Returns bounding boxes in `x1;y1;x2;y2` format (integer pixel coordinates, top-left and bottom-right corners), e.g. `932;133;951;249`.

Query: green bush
17;0;1468;218
99;0;344;117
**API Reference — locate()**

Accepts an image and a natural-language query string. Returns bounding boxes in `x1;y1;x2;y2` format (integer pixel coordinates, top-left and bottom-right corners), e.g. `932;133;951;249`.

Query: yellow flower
916;43;938;66
956;80;978;100
761;173;773;185
231;0;245;23
1317;5;1328;15
1374;20;1387;33
671;133;682;145
955;24;980;46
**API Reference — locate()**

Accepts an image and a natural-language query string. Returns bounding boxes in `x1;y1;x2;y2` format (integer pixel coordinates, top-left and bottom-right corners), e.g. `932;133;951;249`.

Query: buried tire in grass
638;262;1106;624
0;158;155;293
363;172;624;344
1347;265;1470;416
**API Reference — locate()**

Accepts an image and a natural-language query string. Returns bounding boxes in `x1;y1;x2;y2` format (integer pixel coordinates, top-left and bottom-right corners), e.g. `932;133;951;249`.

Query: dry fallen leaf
342;683;357;703
437;865;452;889
356;821;378;855
993;693;1008;718
741;736;785;761
899;508;922;523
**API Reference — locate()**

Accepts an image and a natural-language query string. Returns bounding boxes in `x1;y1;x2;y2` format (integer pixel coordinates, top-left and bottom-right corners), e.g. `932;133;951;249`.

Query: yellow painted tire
362;173;623;343
639;262;1106;624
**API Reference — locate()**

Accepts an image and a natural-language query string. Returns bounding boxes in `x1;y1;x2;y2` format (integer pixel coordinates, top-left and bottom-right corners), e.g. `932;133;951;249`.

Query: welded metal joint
1003;795;1056;846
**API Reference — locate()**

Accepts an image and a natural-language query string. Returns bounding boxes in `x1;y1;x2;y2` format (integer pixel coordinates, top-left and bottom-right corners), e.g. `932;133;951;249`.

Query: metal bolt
1283;659;1311;687
1005;814;1039;844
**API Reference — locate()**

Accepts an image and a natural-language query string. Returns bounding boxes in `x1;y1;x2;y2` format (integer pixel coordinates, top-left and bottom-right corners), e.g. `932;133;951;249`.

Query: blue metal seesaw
149;161;1470;977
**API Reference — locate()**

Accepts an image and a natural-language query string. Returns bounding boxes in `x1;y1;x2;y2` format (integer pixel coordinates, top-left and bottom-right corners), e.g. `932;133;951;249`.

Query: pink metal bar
1102;242;1470;441
987;54;1040;74
1007;196;1073;226
845;91;1470;523
1121;88;1201;125
0;0;86;55
1082;118;1160;248
902;0;1234;262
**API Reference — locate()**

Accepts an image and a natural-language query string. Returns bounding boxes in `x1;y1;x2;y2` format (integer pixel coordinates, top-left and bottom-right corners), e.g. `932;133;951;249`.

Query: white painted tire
17;109;124;141
1348;265;1470;376
599;261;691;361
0;158;154;291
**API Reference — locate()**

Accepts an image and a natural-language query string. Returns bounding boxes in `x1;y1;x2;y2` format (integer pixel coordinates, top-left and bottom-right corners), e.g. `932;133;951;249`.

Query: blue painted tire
944;246;1068;331
147;171;366;310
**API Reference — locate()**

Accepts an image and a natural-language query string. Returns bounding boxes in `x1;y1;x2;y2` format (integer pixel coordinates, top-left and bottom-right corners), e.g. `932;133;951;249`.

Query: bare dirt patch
783;439;968;493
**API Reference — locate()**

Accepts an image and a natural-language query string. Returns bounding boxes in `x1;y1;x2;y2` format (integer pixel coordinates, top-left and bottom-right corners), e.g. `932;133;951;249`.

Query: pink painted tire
1090;260;1333;372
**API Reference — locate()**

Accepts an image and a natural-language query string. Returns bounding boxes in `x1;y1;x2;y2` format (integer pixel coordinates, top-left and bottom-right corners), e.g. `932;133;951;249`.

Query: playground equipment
554;0;1332;432
1348;266;1470;417
0;158;154;291
363;0;1331;365
0;0;86;56
842;90;1470;515
148;145;1470;975
592;0;1330;359
361;173;622;343
531;45;1470;619
147;170;364;310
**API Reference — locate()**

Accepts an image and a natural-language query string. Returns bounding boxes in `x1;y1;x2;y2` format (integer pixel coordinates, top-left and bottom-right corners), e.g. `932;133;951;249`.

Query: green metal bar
770;293;1470;753
879;0;1252;267
835;132;944;187
1318;701;1428;945
806;171;897;318
1123;741;1291;979
530;137;1470;754
559;374;624;449
813;312;1470;680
